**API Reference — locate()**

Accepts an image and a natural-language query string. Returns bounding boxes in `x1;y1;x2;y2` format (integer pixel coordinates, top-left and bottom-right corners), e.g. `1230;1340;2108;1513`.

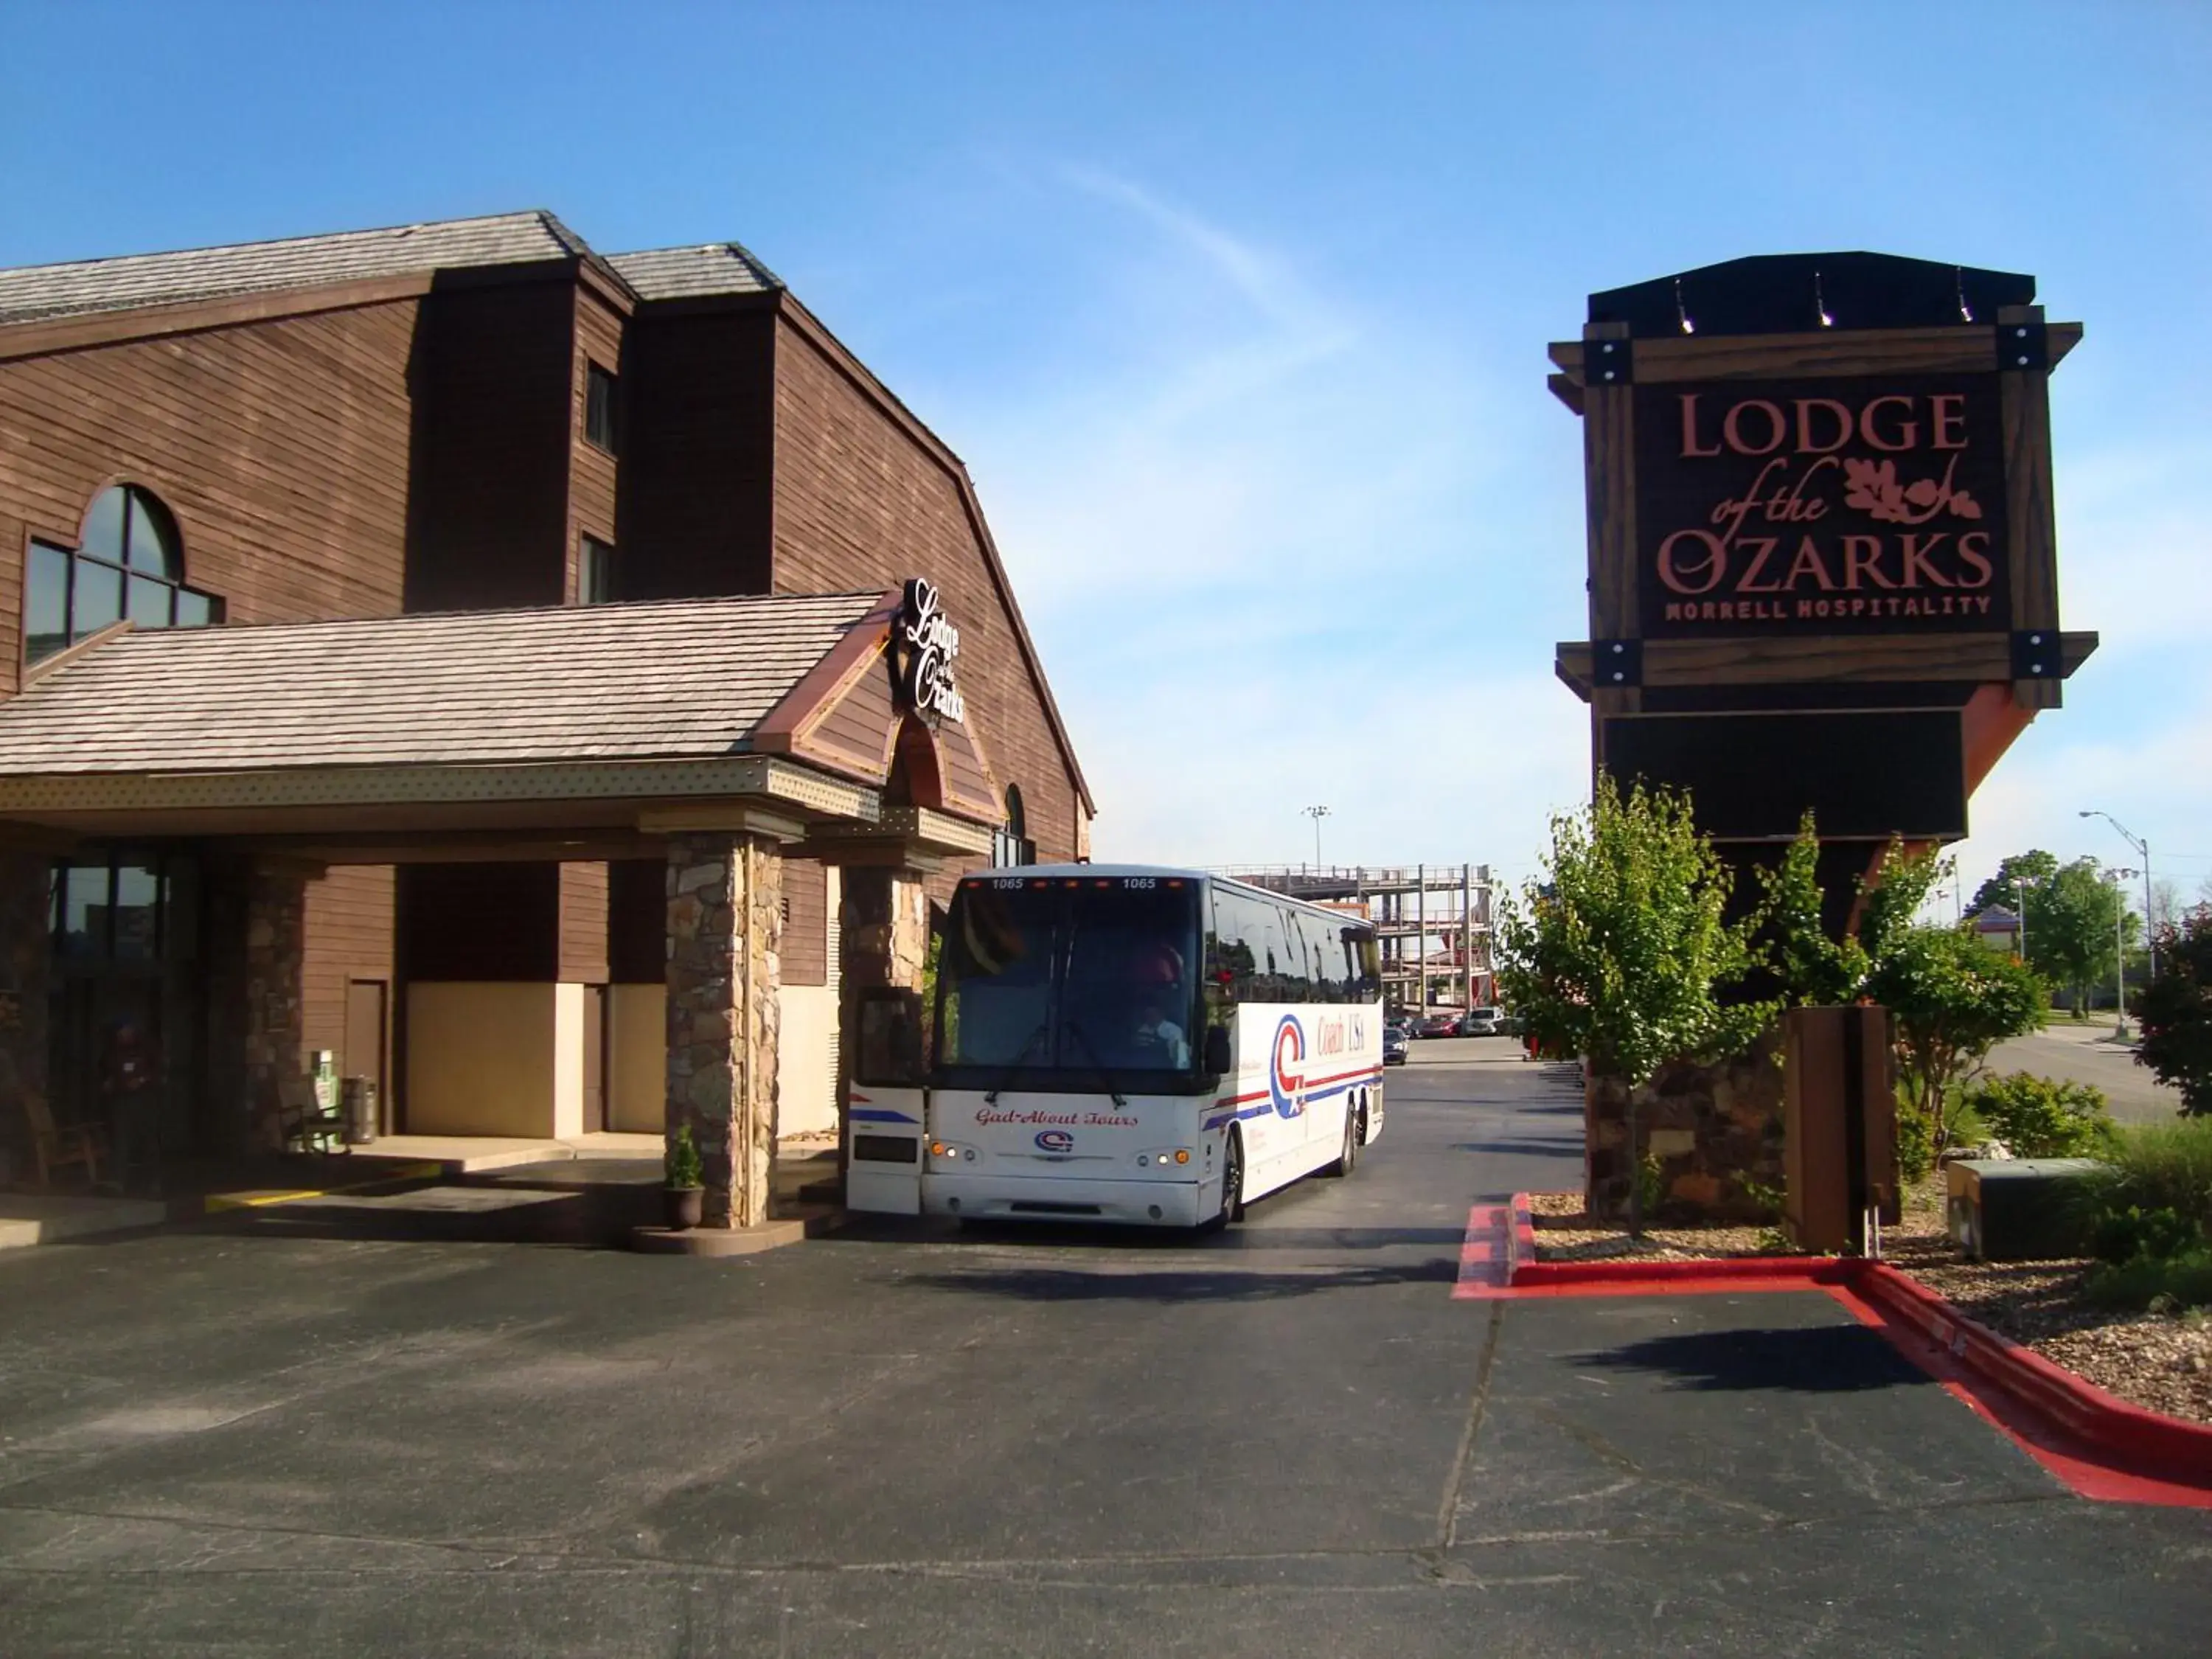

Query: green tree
2136;912;2212;1116
1970;849;2059;919
1750;813;1868;1006
1865;923;2047;1169
1497;773;1771;1231
1855;838;1947;969
2031;858;2134;1015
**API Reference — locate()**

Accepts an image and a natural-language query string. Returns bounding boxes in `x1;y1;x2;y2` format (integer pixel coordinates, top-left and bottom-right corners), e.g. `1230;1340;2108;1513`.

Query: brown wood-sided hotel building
0;211;1092;1225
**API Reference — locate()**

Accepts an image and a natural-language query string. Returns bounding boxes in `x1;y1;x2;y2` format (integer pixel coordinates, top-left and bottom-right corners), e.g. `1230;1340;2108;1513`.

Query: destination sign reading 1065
967;876;1187;891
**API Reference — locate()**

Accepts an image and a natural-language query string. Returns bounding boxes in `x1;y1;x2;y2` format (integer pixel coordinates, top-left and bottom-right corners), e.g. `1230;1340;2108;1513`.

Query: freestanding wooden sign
1551;252;2096;917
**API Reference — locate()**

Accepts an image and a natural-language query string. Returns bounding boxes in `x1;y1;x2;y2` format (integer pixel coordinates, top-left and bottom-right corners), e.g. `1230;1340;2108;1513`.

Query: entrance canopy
0;588;1000;862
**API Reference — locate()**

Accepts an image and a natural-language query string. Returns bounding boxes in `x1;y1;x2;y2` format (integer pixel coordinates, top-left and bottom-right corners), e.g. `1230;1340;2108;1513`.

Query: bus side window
1276;903;1315;1004
1349;930;1381;1002
1209;891;1262;1007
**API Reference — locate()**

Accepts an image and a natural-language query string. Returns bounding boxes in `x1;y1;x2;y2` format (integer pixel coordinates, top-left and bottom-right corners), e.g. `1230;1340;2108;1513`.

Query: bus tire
1325;1101;1359;1178
1202;1128;1245;1231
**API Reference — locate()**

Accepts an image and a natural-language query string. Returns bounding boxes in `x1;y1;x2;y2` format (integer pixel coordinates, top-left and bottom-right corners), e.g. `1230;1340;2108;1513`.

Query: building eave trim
0;754;880;821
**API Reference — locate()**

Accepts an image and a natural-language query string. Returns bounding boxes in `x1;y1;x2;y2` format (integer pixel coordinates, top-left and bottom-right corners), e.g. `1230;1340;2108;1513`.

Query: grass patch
2081;1118;2212;1237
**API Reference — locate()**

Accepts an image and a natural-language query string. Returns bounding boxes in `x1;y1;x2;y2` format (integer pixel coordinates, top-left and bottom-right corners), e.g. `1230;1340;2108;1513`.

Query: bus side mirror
1203;1026;1231;1077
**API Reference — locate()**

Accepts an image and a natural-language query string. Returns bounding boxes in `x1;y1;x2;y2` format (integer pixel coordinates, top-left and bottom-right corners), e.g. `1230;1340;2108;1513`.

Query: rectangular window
127;574;173;628
27;542;70;663
580;535;616;605
174;590;213;629
70;558;122;641
112;863;162;961
585;364;617;453
58;863;111;958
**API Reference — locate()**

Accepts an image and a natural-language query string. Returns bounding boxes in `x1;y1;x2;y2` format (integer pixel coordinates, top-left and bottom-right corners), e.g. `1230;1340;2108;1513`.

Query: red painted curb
1514;1254;1853;1286
1854;1261;2212;1486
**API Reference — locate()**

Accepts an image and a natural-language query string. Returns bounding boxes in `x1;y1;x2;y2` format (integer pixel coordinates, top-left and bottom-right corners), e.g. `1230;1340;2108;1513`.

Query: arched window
25;485;223;664
992;785;1034;869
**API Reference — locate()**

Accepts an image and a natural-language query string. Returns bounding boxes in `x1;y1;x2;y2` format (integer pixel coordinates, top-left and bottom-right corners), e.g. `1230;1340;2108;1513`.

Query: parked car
1458;1006;1506;1037
1382;1025;1409;1066
1413;1013;1460;1039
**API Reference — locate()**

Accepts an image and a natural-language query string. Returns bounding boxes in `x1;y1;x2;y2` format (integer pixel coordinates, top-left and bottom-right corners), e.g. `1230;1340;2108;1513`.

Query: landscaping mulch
1528;1183;2212;1425
1527;1189;1789;1262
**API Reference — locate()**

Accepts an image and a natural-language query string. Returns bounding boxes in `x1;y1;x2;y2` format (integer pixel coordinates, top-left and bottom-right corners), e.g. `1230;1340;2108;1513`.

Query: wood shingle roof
0;211;590;326
0;594;882;774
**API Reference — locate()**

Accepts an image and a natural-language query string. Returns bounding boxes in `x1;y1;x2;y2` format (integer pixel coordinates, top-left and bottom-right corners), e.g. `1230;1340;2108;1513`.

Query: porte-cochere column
666;832;785;1228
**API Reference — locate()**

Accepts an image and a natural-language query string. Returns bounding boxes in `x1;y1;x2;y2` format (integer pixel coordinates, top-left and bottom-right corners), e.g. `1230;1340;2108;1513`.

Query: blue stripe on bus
1201;1068;1381;1132
851;1108;919;1124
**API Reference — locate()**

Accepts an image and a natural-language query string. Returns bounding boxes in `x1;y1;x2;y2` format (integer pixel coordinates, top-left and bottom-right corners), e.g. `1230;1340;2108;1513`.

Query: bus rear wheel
1325;1102;1360;1177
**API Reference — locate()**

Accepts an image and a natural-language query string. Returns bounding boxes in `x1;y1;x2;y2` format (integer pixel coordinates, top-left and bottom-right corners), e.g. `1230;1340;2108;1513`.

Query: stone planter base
631;1218;811;1256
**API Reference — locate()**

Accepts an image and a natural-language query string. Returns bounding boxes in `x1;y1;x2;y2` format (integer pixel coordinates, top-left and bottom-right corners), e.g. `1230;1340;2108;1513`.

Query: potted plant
664;1124;705;1231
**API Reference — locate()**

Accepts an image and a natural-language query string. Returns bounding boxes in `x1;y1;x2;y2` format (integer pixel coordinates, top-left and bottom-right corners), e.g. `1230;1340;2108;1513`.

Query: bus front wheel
1203;1129;1245;1231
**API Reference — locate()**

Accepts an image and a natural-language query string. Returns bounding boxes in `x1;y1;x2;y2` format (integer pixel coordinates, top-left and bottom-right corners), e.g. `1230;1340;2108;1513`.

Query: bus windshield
936;876;1204;1094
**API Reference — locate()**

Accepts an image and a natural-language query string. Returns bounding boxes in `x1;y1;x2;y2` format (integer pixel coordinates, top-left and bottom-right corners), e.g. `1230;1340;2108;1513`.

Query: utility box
1784;1004;1898;1253
1946;1158;2098;1262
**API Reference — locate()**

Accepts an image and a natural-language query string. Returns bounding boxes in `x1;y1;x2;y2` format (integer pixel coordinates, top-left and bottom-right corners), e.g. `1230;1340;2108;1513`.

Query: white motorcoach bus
845;866;1384;1228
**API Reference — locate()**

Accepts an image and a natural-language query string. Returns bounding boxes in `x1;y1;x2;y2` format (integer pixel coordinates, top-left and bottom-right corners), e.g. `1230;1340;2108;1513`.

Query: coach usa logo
1034;1129;1075;1153
1269;1016;1307;1119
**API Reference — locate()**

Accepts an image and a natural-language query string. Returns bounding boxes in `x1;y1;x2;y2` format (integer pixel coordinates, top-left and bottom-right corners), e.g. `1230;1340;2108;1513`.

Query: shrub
2090;1205;2205;1267
665;1124;704;1189
2083;1249;2212;1312
1968;1071;2115;1158
1897;1096;1935;1184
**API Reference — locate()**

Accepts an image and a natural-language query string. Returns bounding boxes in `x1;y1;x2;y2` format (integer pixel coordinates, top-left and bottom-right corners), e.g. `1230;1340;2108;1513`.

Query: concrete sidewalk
0;1192;166;1251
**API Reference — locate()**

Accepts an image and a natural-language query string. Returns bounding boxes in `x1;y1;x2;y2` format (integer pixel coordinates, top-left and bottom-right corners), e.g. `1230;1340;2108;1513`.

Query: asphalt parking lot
1;1037;2206;1656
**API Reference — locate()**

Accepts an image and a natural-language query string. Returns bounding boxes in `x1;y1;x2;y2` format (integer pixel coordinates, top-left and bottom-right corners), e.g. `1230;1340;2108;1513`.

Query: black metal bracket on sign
2011;630;2062;678
1585;335;1632;386
1594;638;1642;687
1997;320;2047;372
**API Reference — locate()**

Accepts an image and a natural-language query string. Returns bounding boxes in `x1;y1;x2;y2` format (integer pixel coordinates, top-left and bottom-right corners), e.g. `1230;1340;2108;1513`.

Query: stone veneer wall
665;832;784;1228
0;852;52;1176
1585;1029;1785;1221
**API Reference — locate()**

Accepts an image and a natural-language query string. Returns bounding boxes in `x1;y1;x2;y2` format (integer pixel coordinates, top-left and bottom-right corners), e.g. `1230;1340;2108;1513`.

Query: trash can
342;1076;379;1146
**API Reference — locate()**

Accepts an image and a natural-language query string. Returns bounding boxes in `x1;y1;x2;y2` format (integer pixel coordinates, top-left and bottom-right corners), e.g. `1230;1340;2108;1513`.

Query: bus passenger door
846;989;928;1214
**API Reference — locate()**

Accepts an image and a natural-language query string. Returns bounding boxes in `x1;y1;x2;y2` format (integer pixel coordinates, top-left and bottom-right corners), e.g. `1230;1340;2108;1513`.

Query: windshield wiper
1060;1018;1130;1109
982;1021;1052;1105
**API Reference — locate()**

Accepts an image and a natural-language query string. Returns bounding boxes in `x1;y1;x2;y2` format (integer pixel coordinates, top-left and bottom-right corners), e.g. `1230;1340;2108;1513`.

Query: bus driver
1126;945;1189;1068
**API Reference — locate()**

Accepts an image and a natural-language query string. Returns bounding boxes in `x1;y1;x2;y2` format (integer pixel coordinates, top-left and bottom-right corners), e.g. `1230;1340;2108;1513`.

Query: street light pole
1302;804;1330;872
2081;810;2157;980
2109;866;2140;1039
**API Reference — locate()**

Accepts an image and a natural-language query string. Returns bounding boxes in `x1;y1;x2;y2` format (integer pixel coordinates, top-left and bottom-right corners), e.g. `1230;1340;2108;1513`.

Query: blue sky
6;1;2208;907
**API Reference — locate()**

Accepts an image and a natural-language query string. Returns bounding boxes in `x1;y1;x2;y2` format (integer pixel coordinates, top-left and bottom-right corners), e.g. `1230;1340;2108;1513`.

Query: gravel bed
1526;1184;2212;1425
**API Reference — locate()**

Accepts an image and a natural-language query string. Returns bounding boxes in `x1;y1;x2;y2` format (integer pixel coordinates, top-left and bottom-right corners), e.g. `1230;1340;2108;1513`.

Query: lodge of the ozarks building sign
894;577;966;725
1637;375;2008;636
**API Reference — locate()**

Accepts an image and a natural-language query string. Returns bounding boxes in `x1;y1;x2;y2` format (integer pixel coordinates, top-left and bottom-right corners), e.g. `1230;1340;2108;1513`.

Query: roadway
1985;1020;2186;1126
0;1038;2205;1655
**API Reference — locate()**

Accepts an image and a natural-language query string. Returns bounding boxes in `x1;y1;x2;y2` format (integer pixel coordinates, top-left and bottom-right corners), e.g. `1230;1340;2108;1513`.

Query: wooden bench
21;1091;105;1188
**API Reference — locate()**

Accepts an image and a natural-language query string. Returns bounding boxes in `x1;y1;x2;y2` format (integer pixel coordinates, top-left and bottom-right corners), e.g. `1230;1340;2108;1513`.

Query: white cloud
935;164;1589;874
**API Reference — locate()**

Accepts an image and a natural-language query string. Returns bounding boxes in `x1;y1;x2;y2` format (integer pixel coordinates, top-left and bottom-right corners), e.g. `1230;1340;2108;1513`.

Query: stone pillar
1585;1031;1785;1222
206;858;308;1152
0;852;54;1179
666;832;784;1228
